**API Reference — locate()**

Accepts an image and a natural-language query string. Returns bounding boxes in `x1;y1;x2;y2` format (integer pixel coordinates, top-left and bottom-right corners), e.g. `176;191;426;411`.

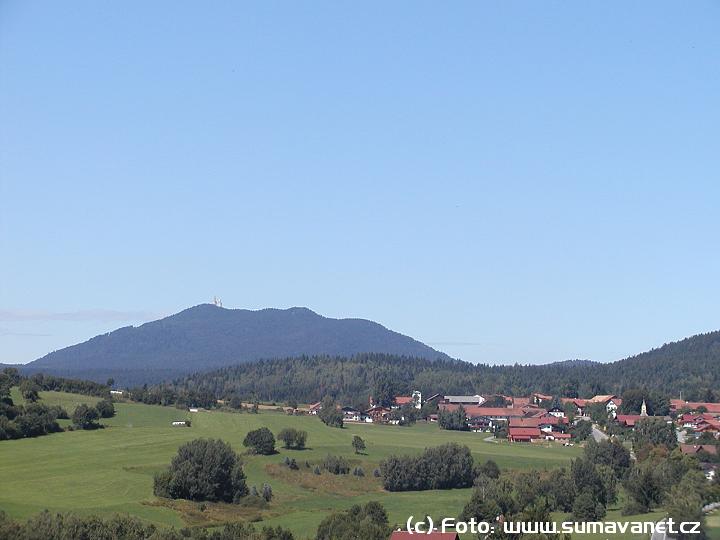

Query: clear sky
1;1;719;366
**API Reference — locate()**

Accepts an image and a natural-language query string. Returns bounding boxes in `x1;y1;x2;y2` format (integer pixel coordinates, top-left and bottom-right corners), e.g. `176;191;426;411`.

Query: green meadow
0;390;583;537
2;389;699;540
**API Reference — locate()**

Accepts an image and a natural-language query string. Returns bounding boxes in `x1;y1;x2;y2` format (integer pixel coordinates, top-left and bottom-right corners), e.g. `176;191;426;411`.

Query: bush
95;399;115;418
153;438;248;503
322;455;350;475
71;404;100;430
353;467;365;477
243;427;276;455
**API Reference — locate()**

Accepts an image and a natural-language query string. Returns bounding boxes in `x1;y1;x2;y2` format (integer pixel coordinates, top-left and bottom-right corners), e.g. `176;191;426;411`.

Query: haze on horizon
1;2;719;366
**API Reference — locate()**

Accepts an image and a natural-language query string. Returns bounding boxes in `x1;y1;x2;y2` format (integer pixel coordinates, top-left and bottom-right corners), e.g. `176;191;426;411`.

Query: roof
440;404;527;417
589;395;618;404
561;397;589;406
366;405;391;413
444;395;484;403
681;444;718;455
390;532;459;540
672;401;720;414
512;397;531;407
549;432;572;439
532;393;554;401
394;396;414;405
615;415;644;427
509;427;542;437
509;416;564;428
308;402;322;410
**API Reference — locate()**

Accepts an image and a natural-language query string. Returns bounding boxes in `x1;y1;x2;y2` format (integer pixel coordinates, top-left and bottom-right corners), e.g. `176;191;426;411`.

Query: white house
172;421;189;427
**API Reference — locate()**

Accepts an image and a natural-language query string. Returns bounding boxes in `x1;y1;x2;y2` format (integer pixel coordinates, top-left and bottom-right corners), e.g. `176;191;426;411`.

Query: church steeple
640;399;648;417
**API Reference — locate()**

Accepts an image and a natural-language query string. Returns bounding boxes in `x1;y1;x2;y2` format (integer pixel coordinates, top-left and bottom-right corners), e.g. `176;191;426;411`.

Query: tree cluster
153;438;249;503
277;428;307;450
380;442;474;491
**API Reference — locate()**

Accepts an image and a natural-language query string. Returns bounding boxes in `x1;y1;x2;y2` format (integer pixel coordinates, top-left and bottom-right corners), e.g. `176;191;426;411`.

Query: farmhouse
589;395;622;414
560;398;588;416
531;392;554;405
508;427;542;442
341;406;363;422
393;391;422;409
308;402;322;415
439;404;527;423
171;421;189;427
366;405;391;423
671;400;720;414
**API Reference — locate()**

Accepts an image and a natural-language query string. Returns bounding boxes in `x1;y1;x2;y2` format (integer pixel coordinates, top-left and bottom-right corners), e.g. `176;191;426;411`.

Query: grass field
0;389;694;539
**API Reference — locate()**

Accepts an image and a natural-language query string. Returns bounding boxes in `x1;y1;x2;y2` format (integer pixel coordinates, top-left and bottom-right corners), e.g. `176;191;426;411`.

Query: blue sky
1;1;719;365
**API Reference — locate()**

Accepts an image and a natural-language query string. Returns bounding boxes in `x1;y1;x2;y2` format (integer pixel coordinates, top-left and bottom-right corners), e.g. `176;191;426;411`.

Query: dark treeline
130;335;720;408
0;511;293;540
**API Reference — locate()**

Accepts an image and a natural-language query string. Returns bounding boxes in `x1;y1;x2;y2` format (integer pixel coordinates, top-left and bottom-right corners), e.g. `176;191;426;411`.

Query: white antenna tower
213;296;223;307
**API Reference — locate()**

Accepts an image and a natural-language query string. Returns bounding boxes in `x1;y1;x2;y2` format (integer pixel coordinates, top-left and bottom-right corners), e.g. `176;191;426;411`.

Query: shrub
322;454;350;475
95;399;115;418
71;404;100;430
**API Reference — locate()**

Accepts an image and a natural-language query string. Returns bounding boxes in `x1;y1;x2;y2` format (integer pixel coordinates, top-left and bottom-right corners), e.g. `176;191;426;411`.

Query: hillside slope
23;305;450;384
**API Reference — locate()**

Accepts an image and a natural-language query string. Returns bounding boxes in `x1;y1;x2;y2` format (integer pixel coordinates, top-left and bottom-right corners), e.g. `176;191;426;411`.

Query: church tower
640;399;648;417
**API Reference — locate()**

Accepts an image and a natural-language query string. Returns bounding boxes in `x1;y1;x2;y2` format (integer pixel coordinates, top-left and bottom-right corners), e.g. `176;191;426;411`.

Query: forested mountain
135;331;720;408
22;304;450;385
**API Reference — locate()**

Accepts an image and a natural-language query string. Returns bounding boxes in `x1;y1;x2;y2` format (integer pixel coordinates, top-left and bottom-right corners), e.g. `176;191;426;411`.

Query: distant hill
139;331;720;407
22;305;451;385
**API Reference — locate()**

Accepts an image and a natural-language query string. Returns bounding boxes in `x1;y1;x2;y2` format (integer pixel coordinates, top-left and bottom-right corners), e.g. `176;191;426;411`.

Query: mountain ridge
22;304;451;384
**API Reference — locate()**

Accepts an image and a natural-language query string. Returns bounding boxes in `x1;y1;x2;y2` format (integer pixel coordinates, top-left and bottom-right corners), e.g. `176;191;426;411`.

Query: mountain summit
24;304;450;384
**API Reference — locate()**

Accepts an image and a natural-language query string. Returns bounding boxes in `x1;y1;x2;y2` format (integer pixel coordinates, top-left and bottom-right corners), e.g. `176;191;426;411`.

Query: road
592;425;609;442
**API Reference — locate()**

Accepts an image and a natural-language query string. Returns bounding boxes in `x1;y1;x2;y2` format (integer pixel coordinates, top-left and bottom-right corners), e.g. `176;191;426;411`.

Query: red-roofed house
393;390;422;409
615;415;644;428
366;405;391;423
512;397;531;408
440;404;527;421
561;398;589;416
672;401;720;414
509;427;542;442
532;393;554;405
545;432;572;441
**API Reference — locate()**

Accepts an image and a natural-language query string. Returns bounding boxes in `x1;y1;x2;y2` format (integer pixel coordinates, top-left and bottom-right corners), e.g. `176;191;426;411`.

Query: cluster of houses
307;391;720;449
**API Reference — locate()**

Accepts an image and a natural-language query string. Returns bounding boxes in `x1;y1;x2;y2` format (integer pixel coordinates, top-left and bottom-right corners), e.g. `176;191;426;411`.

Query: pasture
0;389;669;539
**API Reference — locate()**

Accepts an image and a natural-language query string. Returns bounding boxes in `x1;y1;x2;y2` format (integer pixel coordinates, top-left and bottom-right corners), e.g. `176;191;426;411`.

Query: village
305;391;720;463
